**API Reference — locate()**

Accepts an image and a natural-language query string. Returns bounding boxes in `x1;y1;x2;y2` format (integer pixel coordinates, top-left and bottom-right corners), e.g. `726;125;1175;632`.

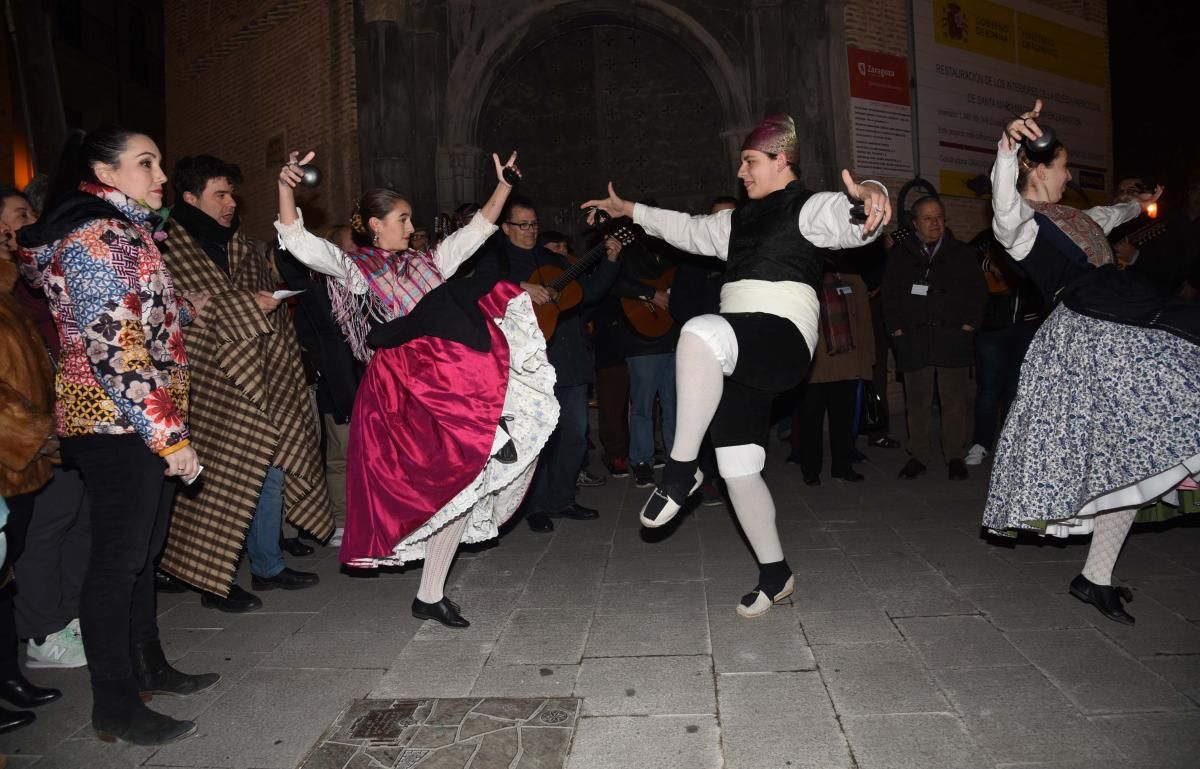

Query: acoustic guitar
1114;218;1169;270
620;267;677;338
528;225;636;341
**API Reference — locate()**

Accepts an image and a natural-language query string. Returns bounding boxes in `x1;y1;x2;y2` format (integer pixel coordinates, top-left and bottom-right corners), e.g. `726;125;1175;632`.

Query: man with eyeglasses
477;195;621;532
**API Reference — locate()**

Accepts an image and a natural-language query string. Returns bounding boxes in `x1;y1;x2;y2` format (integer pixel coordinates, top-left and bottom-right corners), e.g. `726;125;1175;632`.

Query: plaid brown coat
157;220;333;595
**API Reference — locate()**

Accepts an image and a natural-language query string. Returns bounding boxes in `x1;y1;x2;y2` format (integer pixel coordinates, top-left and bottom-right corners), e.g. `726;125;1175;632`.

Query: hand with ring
1003;99;1044;152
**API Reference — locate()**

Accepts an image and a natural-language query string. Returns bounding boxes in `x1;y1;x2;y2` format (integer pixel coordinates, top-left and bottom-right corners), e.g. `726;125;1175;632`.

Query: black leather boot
132;641;220;696
92;677;196;745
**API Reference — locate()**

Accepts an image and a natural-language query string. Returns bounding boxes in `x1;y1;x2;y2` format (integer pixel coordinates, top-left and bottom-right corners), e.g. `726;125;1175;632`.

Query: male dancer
583;115;890;617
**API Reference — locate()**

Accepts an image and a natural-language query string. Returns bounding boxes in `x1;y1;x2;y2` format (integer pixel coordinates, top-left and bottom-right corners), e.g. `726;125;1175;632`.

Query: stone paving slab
7;438;1199;767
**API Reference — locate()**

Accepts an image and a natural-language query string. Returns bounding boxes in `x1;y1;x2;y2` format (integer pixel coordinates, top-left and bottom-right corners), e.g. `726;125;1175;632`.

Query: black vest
726;181;823;290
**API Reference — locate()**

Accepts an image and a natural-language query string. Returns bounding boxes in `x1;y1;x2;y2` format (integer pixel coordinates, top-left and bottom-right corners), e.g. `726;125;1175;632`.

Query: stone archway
436;0;754;212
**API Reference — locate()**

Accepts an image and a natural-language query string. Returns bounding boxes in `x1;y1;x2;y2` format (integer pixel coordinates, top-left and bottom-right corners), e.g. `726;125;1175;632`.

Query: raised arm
799;171;890;249
275;150;355;284
991;102;1045;260
431;151;516;278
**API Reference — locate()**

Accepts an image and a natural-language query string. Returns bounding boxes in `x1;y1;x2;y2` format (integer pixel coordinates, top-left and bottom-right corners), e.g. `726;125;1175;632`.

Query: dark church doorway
477;24;731;233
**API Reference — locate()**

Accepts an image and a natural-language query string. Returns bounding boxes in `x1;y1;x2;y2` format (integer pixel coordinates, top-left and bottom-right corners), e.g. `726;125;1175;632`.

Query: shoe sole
201;600;262;613
26;658;88;669
251;578;320;591
96;722;197;745
736;578;796;619
639;471;704;528
411;611;470;628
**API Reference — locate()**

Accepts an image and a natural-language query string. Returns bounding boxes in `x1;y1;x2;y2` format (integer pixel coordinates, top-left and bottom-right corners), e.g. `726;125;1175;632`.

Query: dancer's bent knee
681;315;738;376
716;444;766;478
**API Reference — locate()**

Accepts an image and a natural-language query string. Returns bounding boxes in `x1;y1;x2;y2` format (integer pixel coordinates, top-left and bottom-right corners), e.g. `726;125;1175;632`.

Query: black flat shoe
551;503;599;520
200;584;262;613
803;475;820;486
251;567;320;591
412;597;470;628
526;512;554;533
0;675;62;708
154;569;188;593
1069;574;1134;625
831;469;865;482
280;537;315;557
898;458;926;480
0;705;35;733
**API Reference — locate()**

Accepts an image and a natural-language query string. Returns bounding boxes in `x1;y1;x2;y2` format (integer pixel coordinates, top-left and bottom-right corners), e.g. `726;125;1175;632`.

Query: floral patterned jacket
19;184;193;456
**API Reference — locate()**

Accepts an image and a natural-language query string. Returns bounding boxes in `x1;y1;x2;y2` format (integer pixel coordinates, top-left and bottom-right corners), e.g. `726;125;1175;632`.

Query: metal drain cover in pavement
299;697;580;768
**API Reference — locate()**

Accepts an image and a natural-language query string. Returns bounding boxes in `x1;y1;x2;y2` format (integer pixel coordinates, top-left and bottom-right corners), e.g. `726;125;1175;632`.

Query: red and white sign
847;47;914;176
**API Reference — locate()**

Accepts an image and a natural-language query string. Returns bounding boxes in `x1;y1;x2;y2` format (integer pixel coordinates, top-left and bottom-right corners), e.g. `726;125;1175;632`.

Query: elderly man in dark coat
883;196;988;481
157;156;332;611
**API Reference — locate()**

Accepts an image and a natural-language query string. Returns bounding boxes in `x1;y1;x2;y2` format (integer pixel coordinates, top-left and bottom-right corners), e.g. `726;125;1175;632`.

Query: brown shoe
947;459;968;481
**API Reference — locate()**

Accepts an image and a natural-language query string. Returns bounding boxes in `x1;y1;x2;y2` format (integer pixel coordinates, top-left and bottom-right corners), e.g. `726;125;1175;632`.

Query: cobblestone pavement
4;440;1198;768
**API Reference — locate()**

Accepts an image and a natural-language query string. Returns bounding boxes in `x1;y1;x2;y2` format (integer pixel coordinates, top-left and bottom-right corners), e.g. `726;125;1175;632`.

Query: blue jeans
973;320;1040;450
530;384;589;513
627;353;676;466
247;466;286;579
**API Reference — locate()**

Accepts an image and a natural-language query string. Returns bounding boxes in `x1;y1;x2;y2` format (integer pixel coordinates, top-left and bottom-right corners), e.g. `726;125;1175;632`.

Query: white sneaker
965;444;988;466
27;618;87;668
329;527;344;547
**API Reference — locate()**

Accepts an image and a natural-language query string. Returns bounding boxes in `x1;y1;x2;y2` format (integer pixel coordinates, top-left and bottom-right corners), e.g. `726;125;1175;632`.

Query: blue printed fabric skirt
983;306;1200;537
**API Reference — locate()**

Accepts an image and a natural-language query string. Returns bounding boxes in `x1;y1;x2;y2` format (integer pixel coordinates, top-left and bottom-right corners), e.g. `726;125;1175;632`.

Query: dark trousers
1;493;36;678
792;380;858;478
903;366;972;465
530;384;589;514
866;293;893;438
64;434;177;683
595;364;629;464
973;320;1040;450
14;464;90;639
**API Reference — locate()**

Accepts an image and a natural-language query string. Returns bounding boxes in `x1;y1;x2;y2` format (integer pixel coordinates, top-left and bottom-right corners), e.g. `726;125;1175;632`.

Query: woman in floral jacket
18;127;217;746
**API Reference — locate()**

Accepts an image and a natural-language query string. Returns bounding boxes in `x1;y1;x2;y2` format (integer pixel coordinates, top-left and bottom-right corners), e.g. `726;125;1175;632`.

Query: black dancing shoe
639;461;703;528
1069;574;1135;625
737;575;796;619
412;597;470;628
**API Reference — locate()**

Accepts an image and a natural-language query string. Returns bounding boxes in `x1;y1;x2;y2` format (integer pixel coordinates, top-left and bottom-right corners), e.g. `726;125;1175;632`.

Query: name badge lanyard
912;241;940;296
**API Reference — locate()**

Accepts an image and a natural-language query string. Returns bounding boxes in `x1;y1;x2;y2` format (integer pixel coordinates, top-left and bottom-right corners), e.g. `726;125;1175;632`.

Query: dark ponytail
46;126;142;210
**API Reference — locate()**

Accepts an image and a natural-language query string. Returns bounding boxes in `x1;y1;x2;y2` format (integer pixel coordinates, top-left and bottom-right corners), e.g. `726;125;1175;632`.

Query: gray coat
882;233;988;371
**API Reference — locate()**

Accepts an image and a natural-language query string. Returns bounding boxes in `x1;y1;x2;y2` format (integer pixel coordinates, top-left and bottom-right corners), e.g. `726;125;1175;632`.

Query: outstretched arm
434;152;517;278
799;170;891;249
581;182;731;258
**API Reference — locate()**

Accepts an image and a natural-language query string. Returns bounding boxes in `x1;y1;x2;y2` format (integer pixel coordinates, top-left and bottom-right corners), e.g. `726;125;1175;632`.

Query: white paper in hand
272;289;305;300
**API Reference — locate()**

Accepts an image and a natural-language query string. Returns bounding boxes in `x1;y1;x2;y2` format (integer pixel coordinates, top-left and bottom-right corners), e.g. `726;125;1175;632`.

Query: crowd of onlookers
1;121;1198;748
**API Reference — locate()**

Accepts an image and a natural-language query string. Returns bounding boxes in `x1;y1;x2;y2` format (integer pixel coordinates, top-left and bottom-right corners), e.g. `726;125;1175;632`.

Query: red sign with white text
847;47;911;106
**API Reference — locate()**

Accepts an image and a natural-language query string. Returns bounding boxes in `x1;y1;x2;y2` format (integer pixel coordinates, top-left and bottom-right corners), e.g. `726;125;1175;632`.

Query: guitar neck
1128;220;1167;248
548;241;607;290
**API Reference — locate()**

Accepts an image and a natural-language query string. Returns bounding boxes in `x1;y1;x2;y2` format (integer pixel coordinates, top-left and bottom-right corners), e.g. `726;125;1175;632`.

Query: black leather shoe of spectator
526;512;554;533
251;568;320;591
898;458;927;480
201;585;263;613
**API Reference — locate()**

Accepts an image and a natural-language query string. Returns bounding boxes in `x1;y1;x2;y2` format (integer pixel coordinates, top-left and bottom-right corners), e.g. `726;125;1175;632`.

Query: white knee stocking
1081;508;1137;586
416;514;471;603
669;322;731;464
724;473;784;563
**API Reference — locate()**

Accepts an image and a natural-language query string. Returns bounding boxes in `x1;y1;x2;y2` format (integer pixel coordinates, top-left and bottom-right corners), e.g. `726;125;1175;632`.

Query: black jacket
882;232;988;370
609;238;679;358
475;239;619;386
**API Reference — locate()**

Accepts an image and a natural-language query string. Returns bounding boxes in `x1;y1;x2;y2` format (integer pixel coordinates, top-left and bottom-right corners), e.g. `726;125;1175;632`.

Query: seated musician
474;195;621;532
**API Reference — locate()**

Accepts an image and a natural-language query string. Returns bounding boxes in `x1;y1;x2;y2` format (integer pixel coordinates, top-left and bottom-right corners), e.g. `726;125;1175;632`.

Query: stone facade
161;0;1109;241
164;0;360;240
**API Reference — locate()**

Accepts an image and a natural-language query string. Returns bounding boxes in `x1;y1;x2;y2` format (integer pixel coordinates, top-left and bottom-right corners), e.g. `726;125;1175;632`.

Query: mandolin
528;225;637;340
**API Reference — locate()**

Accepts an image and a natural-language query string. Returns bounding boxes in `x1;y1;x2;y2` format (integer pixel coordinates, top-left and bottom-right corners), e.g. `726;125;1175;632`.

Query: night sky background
1108;2;1200;211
